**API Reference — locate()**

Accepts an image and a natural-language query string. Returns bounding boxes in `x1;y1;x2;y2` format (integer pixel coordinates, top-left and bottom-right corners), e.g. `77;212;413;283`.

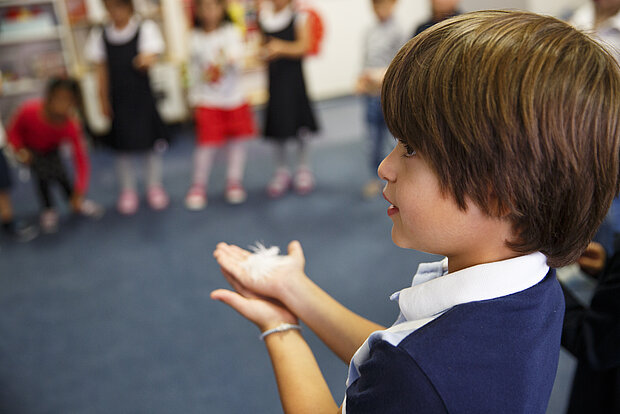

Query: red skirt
194;104;256;146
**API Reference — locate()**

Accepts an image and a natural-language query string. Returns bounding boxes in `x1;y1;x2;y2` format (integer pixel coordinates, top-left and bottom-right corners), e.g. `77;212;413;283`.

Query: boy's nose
377;147;397;182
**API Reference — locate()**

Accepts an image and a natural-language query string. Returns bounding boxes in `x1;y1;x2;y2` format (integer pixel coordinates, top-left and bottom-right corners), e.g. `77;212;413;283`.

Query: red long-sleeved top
7;100;90;194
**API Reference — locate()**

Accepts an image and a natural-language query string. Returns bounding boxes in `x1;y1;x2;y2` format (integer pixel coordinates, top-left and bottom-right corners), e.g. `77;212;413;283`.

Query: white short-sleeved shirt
187;24;246;109
258;3;306;33
84;16;165;63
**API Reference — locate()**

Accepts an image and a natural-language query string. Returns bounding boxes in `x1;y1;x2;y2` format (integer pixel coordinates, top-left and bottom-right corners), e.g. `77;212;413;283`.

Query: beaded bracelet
259;323;302;341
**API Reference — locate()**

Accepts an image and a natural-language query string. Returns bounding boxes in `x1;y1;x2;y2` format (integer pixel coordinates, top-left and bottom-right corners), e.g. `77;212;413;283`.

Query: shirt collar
391;252;549;321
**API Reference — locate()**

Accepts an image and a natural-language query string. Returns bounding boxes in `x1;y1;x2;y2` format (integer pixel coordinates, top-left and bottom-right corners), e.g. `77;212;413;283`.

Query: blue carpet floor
0;97;577;413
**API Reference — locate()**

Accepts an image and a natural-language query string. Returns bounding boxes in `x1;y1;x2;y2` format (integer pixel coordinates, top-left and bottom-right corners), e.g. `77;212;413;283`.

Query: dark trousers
30;151;73;209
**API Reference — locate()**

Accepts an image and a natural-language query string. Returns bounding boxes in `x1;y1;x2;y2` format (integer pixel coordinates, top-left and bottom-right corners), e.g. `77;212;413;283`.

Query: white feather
242;242;293;281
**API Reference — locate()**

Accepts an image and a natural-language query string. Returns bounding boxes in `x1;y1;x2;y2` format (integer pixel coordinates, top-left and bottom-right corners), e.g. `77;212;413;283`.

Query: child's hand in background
578;241;607;277
15;148;32;165
355;75;369;95
133;53;158;71
263;38;284;61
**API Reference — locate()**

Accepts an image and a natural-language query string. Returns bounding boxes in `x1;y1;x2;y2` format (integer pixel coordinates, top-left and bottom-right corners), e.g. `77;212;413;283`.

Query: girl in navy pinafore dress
85;0;168;214
259;0;319;198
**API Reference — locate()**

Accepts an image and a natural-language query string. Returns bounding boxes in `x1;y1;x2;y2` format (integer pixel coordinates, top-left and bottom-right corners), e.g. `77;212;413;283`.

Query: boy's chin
390;230;410;249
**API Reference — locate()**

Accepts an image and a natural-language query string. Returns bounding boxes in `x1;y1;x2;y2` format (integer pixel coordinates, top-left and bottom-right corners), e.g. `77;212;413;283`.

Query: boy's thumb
211;289;248;313
288;240;304;260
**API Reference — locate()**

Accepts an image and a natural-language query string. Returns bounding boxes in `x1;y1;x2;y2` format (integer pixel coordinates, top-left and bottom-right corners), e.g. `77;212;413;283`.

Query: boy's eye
399;140;417;157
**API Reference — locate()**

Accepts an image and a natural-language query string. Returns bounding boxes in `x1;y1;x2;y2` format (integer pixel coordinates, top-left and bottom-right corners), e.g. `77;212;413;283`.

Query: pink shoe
117;190;139;215
185;184;207;210
294;167;315;195
225;180;247;204
267;168;292;198
147;186;169;210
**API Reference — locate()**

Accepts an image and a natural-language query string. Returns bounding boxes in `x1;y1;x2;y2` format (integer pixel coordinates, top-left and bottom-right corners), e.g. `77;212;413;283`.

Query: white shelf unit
0;0;78;123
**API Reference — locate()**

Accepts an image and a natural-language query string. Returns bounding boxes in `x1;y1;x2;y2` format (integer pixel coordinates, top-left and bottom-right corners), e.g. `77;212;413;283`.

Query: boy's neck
446;247;521;274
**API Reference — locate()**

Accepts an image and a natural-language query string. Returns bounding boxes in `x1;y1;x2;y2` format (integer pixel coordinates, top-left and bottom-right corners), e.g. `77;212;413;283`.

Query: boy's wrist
274;272;312;315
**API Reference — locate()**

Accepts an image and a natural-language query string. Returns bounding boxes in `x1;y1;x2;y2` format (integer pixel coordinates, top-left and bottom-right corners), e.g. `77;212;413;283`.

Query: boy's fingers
219;266;260;298
211;289;253;317
226;244;251;260
215;252;246;277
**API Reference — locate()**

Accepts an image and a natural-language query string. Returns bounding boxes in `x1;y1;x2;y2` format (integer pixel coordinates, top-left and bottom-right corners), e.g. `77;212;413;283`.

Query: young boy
211;11;620;413
356;0;403;199
7;77;103;233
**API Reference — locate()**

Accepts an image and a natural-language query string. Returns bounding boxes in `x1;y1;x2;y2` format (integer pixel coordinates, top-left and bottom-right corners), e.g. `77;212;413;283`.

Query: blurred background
0;0;610;413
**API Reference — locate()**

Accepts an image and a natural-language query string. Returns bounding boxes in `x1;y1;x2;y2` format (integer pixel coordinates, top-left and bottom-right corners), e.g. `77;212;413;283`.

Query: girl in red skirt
185;0;256;210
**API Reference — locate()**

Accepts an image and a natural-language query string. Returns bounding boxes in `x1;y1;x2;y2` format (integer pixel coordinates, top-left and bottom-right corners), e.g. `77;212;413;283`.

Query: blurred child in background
0;123;38;242
185;0;256;210
258;0;319;198
85;0;168;215
7;78;103;234
356;0;403;198
560;241;620;414
412;0;460;37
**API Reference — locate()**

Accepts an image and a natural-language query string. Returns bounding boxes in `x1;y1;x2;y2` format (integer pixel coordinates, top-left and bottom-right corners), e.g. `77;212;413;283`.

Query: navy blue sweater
345;270;564;413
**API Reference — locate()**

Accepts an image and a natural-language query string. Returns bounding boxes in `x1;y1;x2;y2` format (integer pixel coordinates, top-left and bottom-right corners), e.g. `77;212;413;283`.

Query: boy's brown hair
382;10;620;267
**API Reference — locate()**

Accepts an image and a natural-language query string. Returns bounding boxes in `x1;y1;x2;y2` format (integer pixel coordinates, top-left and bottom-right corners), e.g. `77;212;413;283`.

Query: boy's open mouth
383;193;399;216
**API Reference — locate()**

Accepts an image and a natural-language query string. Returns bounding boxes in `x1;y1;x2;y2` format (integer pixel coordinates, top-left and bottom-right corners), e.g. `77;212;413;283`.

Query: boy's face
46;88;75;120
373;0;397;22
378;141;510;269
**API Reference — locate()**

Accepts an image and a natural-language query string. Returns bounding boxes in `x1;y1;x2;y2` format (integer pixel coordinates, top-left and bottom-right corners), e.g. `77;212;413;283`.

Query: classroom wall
303;0;585;100
304;0;428;100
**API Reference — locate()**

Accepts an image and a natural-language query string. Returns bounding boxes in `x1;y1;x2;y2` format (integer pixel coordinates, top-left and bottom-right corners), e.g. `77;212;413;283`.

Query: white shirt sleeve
84;27;106;63
138;19;165;55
